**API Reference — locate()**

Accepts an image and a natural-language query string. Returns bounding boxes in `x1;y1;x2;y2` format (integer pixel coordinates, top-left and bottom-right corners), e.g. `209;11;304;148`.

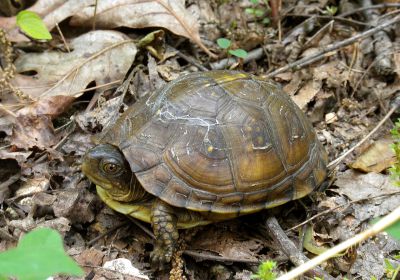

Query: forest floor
0;0;400;279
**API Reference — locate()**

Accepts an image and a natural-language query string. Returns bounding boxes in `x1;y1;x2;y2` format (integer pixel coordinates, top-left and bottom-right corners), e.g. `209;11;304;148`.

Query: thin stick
339;3;400;17
55;23;70;53
327;96;400;169
276;204;400;280
92;0;98;30
265;15;400;78
183;250;260;264
266;216;335;280
87;221;129;246
285;14;370;27
287;191;400;232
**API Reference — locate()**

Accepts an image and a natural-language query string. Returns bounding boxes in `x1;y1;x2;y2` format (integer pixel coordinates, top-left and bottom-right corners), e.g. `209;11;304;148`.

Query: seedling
251;260;277;280
217;38;248;59
245;0;271;25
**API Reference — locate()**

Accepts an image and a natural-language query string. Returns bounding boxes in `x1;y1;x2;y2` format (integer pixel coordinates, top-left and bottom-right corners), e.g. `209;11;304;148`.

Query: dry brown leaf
334;170;400;205
191;226;263;261
292;79;322;109
9;96;74;149
69;0;215;58
17;96;75;118
11;115;58;149
351;137;396;173
13;30;137;100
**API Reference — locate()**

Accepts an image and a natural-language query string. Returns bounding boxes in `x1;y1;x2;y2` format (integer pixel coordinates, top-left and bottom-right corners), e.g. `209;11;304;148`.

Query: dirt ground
1;0;400;279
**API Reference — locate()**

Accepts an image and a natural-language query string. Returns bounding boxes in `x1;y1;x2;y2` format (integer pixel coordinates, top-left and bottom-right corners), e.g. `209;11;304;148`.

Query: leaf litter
0;0;400;279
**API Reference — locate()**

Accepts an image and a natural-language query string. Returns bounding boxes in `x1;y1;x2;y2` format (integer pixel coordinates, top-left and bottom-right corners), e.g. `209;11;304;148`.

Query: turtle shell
96;71;327;215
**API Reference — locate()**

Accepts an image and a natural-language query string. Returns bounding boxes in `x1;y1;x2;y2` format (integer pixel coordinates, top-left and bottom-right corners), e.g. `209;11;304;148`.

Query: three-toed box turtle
82;70;328;264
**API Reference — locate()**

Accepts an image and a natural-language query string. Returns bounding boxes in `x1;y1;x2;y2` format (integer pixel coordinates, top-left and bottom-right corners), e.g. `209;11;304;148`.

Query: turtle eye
101;160;122;175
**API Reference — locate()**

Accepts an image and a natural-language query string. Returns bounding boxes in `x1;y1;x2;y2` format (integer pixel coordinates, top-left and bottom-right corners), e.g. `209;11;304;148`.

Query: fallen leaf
11;115;58;149
17;96;75;117
53;189;96;224
351;137;396;173
103;258;149;279
292;79;322;109
15;177;50;197
191;224;263;261
13;30;137;100
75;248;104;269
69;0;215;57
334;169;400;202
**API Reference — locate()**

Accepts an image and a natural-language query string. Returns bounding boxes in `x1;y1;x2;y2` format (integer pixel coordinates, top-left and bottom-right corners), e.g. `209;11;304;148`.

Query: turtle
81;70;328;265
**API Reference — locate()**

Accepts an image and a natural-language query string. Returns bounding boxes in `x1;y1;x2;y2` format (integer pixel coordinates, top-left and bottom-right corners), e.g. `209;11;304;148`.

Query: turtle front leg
150;199;179;266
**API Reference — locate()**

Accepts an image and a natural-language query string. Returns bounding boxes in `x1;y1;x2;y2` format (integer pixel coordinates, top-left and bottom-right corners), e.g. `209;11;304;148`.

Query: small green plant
384;254;400;280
322;6;338;16
245;0;271;25
16;10;52;40
389;119;400;186
251;260;277;280
0;227;83;280
217;38;248;59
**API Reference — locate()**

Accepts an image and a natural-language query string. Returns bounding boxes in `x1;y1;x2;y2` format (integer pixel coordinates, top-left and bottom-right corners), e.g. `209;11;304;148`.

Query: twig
339;3;400;18
0;172;21;191
55;23;70;53
127;216;155;239
183;250;260;264
361;0;394;76
277;205;400;280
264;15;400;78
87;221;129;246
169;47;209;71
287;191;400;232
92;0;98;30
285;14;370;27
72;80;122;96
327;94;400;169
265;216;335;280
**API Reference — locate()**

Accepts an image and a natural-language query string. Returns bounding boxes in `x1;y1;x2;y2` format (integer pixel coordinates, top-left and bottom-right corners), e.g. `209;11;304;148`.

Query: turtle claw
150;244;173;269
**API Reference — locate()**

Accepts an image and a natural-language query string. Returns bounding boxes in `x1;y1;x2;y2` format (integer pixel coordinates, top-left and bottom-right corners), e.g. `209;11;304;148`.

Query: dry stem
277;204;400;280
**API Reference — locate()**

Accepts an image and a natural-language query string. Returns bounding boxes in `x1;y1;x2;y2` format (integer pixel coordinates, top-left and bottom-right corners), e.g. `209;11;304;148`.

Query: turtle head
82;144;145;202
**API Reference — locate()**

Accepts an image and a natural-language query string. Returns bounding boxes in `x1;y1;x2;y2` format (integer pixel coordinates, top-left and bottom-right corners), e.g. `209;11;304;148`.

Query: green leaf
250;0;259;4
385;258;395;271
262;17;271;25
16;11;52;40
217;38;231;49
251;261;277;280
228;49;248;58
254;8;265;17
0;228;83;280
385;220;400;240
245;8;256;14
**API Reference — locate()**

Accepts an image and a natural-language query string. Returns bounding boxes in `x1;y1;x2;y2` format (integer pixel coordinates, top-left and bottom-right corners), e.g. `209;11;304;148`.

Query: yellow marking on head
207;145;214;153
256;136;264;145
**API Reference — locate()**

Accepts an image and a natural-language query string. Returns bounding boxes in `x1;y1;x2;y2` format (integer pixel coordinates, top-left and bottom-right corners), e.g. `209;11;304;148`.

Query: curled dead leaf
13;30;137;100
69;0;216;58
351;137;396;173
12;115;58;149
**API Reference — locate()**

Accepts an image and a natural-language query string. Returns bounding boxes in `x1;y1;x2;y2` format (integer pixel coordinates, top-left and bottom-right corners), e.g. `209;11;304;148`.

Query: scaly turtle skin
81;70;328;266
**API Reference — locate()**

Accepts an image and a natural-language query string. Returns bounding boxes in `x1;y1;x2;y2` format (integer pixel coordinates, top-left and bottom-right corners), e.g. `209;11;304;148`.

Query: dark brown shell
97;71;327;215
